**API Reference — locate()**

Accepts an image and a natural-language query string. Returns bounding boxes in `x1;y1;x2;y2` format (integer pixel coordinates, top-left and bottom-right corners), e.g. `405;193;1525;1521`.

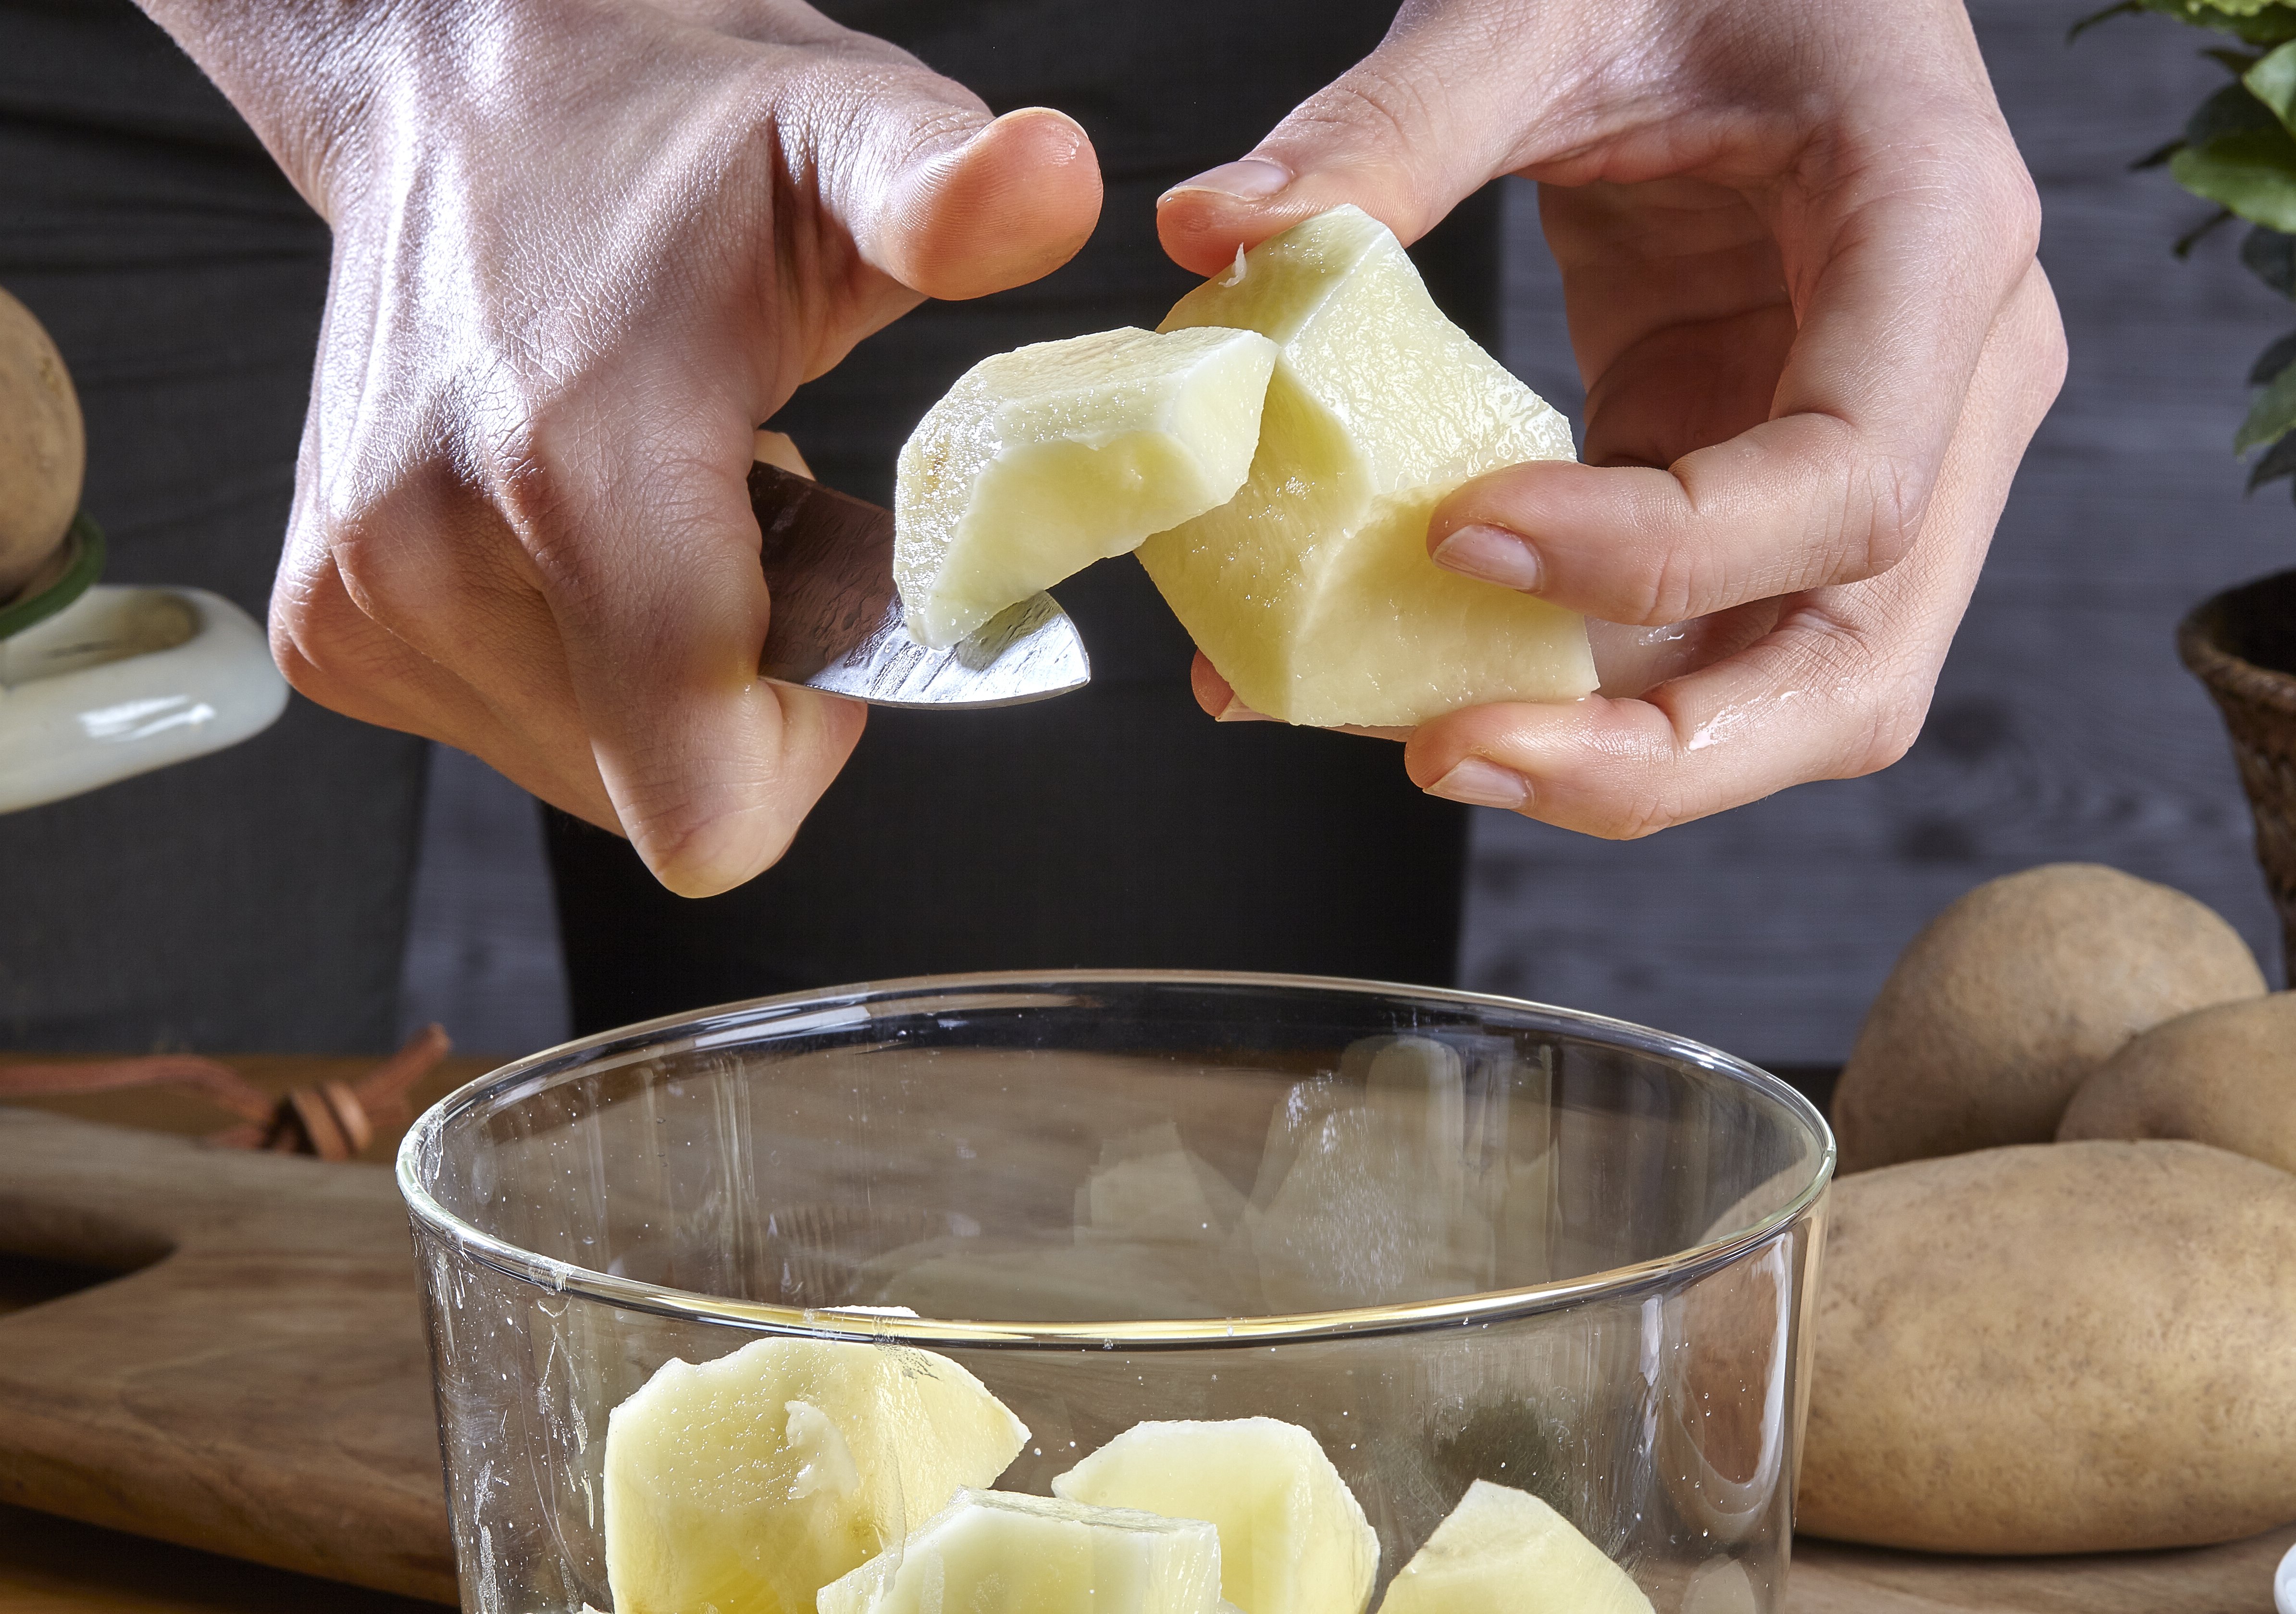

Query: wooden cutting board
0;1104;2287;1614
0;1109;456;1604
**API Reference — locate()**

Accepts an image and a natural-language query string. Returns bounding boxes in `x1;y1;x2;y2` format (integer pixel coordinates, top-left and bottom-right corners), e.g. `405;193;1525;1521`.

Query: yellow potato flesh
1376;1481;1652;1614
817;1488;1224;1614
602;1336;1028;1614
1142;206;1592;726
894;325;1277;646
1051;1416;1378;1614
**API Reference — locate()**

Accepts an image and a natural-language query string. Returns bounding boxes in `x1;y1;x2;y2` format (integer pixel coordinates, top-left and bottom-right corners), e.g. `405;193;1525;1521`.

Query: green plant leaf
2252;328;2296;381
2246;38;2296;123
2242;223;2296;291
2237;359;2296;452
2159;0;2296;42
2073;0;2296;44
2172;122;2296;227
2187;79;2279;143
2249;424;2296;488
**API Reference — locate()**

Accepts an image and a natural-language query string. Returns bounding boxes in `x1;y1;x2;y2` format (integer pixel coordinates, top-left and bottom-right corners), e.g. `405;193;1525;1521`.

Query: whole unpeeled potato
2058;993;2296;1174
0;285;84;602
1798;1140;2296;1553
1831;864;2264;1172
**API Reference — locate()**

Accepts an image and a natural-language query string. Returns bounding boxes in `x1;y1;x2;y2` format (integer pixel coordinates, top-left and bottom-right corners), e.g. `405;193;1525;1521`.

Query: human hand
1160;0;2064;838
143;0;1100;893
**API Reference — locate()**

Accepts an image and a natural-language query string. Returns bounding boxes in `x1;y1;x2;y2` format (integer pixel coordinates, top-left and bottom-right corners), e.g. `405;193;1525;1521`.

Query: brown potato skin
1798;1140;2296;1552
2058;993;2296;1174
1831;865;2265;1173
0;285;84;602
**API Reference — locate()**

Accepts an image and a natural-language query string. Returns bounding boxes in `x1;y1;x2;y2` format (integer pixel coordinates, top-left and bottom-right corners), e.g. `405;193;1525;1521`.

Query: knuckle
1626;537;1714;626
1847;677;1933;777
1855;449;1921;574
1790;606;1929;778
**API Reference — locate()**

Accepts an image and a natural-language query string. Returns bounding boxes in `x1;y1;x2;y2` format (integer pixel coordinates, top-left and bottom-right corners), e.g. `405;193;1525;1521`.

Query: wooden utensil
0;1102;2287;1614
0;1109;454;1603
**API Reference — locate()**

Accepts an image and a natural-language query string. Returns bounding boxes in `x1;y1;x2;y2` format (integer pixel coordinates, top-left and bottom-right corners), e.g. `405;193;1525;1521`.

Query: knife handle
748;459;902;684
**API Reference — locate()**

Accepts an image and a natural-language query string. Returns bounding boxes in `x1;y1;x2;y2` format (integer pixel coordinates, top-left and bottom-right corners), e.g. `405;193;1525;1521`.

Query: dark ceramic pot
2180;567;2296;985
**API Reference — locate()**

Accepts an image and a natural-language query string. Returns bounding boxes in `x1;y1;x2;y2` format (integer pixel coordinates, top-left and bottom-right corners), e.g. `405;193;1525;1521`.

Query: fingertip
1155;161;1431;277
889;106;1103;300
1189;652;1234;718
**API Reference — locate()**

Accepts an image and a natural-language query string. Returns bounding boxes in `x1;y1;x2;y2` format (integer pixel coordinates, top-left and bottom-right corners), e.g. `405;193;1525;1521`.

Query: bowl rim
396;969;1836;1348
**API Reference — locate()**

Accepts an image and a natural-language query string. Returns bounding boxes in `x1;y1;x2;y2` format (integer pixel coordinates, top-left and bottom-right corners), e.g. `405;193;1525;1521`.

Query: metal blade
750;461;1090;709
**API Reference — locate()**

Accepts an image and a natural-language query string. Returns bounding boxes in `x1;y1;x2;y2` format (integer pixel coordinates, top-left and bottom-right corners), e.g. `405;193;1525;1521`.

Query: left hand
1160;0;2065;838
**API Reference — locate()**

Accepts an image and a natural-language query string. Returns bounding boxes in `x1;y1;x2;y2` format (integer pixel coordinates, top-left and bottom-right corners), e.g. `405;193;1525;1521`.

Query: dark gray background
397;0;2295;1062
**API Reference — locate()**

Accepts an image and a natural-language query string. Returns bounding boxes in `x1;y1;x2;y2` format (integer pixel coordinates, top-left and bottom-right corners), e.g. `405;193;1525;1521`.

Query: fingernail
1433;524;1543;592
1216;694;1270;722
1427;757;1531;810
1168;157;1291;201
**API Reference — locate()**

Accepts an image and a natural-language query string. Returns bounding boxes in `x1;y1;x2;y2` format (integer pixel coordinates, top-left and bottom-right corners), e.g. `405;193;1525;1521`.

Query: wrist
129;0;461;217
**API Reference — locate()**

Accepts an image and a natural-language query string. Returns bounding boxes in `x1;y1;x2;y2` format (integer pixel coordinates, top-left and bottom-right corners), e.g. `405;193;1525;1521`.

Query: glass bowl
397;972;1832;1614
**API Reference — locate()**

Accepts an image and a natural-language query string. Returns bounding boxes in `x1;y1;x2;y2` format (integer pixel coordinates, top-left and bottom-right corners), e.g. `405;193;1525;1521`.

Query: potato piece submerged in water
1143;206;1590;727
894;324;1276;647
1053;1416;1379;1614
1829;864;2265;1172
1375;1480;1651;1614
603;1336;1028;1614
1799;1140;2296;1552
819;1489;1224;1614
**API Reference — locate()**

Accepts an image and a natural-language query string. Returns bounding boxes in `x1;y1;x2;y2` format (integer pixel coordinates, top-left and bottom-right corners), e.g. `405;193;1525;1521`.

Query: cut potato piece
1143;205;1590;726
1052;1417;1378;1614
1376;1481;1651;1614
818;1488;1224;1614
1075;1121;1247;1244
894;325;1278;646
603;1336;1028;1614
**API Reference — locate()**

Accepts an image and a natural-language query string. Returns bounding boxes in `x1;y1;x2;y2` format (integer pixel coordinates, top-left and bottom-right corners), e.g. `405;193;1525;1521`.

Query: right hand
152;0;1100;894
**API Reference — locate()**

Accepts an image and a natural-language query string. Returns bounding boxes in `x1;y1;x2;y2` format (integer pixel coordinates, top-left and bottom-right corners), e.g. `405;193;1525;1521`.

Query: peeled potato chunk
602;1336;1028;1614
894;324;1278;646
1052;1417;1378;1614
818;1488;1225;1614
1141;205;1590;727
1376;1481;1651;1614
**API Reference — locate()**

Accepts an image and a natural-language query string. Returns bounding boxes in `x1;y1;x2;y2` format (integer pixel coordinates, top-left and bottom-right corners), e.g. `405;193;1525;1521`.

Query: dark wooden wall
400;0;2295;1063
1461;0;2293;1062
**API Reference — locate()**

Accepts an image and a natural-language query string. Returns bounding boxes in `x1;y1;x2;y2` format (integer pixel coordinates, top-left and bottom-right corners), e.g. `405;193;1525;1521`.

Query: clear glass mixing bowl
398;973;1832;1614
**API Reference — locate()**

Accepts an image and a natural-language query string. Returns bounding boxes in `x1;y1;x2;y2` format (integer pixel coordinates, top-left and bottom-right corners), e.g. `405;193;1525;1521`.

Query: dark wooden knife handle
748;461;902;683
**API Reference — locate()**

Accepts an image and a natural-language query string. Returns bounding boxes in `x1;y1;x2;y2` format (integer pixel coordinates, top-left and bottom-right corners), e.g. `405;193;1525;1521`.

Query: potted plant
2085;0;2296;980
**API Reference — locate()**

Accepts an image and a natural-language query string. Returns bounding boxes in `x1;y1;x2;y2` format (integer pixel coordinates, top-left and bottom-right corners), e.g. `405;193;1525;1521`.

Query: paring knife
749;460;1090;708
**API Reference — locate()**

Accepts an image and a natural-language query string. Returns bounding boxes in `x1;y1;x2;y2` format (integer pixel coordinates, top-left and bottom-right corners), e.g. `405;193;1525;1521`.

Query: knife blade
749;461;1090;709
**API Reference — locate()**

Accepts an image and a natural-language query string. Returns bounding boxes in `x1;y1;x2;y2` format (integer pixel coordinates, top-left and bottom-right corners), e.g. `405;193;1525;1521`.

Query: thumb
1155;2;1551;276
842;101;1104;302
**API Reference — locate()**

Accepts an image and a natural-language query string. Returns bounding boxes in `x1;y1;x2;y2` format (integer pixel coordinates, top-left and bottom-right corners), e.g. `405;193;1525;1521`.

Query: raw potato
1798;1140;2296;1552
1141;206;1591;727
0;286;84;601
1374;1480;1651;1614
894;324;1277;646
1830;864;2265;1172
1052;1416;1379;1614
817;1489;1224;1614
2057;992;2296;1173
603;1336;1028;1614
